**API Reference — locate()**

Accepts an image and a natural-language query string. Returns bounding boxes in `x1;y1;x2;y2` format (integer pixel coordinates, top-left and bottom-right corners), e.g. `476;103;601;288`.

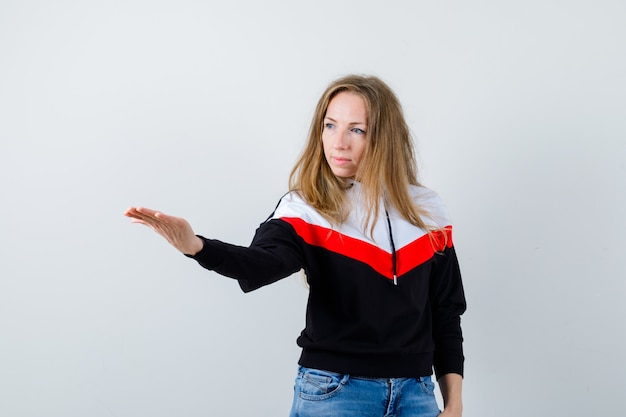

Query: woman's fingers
125;207;166;226
126;207;178;231
125;206;158;219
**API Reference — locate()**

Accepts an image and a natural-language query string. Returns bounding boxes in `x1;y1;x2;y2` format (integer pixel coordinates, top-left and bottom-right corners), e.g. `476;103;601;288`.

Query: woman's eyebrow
323;116;367;126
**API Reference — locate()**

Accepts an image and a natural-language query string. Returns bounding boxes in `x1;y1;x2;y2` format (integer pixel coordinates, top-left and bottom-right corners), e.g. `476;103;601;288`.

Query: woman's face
322;91;368;179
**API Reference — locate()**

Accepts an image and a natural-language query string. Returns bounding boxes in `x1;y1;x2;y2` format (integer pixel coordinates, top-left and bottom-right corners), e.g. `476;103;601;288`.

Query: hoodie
189;182;466;379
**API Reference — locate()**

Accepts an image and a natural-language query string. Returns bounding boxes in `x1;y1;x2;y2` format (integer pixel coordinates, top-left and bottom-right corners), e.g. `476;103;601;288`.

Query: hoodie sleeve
429;242;467;379
188;218;304;292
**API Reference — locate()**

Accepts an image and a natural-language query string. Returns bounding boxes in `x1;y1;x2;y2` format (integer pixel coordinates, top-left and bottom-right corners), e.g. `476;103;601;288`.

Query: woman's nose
333;131;348;149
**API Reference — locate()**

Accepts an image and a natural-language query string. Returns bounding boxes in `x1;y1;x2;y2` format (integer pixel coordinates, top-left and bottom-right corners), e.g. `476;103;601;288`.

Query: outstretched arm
124;207;203;256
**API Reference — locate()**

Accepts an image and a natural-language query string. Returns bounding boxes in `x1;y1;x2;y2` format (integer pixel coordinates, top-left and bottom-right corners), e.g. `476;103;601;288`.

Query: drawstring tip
393;275;398;285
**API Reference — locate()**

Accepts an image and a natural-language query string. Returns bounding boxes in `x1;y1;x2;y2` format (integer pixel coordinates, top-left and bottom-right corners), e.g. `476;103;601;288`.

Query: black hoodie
190;183;466;379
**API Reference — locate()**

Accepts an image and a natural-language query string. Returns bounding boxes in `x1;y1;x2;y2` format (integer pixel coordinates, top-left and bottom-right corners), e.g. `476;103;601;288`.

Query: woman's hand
124;207;204;256
438;408;462;417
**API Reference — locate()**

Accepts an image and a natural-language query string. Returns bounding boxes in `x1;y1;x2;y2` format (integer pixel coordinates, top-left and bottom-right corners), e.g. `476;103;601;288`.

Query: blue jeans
289;366;441;417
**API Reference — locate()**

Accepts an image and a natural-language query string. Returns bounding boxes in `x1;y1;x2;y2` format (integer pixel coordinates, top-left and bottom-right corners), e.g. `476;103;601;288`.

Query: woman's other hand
124;207;204;256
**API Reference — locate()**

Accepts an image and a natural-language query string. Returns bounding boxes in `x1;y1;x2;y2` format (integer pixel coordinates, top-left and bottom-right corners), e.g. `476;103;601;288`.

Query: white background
1;1;624;416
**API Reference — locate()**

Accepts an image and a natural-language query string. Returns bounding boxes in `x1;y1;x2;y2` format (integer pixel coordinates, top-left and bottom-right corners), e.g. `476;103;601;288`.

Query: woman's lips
333;156;351;165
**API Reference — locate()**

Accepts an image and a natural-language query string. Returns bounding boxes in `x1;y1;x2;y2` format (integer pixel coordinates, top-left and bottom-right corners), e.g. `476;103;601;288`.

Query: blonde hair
289;74;435;234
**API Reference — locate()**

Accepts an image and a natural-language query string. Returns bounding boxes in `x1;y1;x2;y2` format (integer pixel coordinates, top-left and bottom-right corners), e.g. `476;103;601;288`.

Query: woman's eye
352;128;366;135
324;123;334;130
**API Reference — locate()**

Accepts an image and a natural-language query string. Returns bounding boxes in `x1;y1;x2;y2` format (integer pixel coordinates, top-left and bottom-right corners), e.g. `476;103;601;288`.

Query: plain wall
1;1;624;416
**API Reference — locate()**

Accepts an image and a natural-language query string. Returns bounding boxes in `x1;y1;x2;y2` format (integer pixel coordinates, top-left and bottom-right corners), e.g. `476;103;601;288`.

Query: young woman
125;75;466;417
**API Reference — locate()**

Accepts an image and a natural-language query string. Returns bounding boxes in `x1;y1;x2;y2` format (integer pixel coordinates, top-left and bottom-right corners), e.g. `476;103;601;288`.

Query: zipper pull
393;274;398;286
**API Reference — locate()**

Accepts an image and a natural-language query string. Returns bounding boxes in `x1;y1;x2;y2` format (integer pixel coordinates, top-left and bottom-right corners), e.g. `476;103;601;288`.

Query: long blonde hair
289;75;434;234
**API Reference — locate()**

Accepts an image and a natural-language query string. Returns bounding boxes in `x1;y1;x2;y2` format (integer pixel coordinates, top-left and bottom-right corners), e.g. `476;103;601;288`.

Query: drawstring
384;208;398;285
